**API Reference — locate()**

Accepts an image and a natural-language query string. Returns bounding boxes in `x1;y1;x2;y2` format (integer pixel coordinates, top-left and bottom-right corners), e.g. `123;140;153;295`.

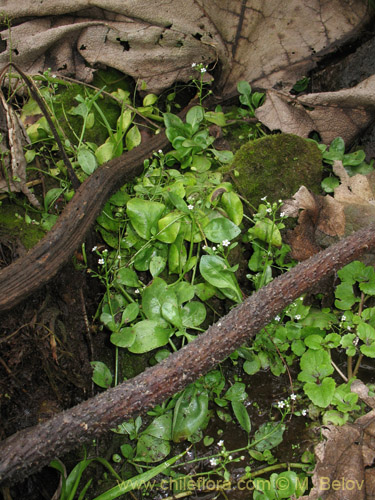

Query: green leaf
150;254;166;277
224;382;247;402
121;303;139;324
135;434;170;463
272;471;298;498
128;320;171;353
204;217;241;243
44;187;64;212
231;401;251;433
186;106;204;131
181;301;206;327
221;191;243;225
248;219;282;247
200;255;242;303
211;149;234;163
143;94;158;106
171;281;195;305
117;268;139;287
160;289;182;327
303;377;336;408
127;198;165;239
299;349;334;381
167;192;190;214
172;385;209;442
190;155;212;172
322;410;349;426
110;327;136;348
118;109;132;133
194;282;217;301
142;278;168;320
237;80;252;109
95;141;116;165
144;413;172;440
204;110;226;126
91;361;112;388
252;422;285;451
301;308;337;328
77;147;98;175
125;125;141;151
321;177;339;193
335;282;358;310
361;344;375;358
156;211;181;243
243;356;261;375
343;149;366;166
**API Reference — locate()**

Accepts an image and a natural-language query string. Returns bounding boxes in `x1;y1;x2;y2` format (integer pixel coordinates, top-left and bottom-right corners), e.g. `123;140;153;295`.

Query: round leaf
117;267;139;287
125;125;141;151
204;217;241;243
91;361;112;388
128;320;171;353
77;147;98;175
110;327;136;348
127;198;165;240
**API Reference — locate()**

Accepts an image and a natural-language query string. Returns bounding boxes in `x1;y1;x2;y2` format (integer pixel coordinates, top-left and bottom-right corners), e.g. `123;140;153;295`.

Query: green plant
319;137;374;192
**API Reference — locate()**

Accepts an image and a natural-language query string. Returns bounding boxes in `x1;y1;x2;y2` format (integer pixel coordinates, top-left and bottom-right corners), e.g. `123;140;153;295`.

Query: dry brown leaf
281;186;345;260
332;160;375;235
0;91;40;207
301;384;375;500
0;0;370;94
281;160;375;259
255;75;375;145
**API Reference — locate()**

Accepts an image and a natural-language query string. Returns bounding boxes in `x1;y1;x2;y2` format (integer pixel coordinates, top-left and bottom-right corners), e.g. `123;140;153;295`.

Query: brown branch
0;130;170;312
1;223;375;485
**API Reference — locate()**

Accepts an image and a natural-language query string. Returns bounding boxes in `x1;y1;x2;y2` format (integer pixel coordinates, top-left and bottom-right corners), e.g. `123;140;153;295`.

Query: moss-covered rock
226;133;322;209
0;203;46;250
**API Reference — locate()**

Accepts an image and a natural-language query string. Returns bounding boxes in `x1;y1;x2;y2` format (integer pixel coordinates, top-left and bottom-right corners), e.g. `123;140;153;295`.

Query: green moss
120;351;150;379
226;133;322;209
0;203;46;249
49;68;134;147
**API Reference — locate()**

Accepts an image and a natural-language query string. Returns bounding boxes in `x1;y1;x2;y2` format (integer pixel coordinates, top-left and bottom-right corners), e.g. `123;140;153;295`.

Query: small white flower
158;149;163;154
212;246;217;251
261;196;267;201
277;401;285;408
222;239;230;247
192;62;197;67
278;199;282;203
92;246;98;252
341;315;346;321
347;326;352;331
353;336;359;346
203;245;208;251
295;314;301;320
266;208;272;213
229;455;233;460
280;212;286;217
98;258;104;265
240;455;245;461
217;322;222;327
301;409;307;416
188;204;194;210
103;249;108;254
52;74;57;78
200;67;207;73
210;458;218;466
135;289;140;294
274;315;281;322
291;393;297;401
218;440;224;447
